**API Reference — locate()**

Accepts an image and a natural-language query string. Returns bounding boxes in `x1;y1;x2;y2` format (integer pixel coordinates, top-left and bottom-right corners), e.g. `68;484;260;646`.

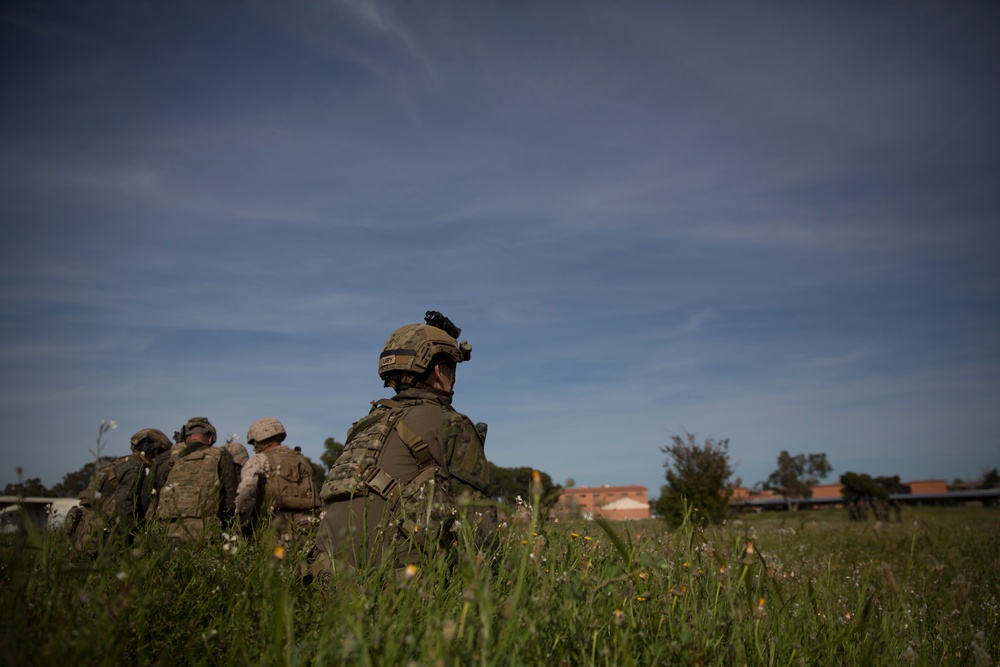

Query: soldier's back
155;444;225;541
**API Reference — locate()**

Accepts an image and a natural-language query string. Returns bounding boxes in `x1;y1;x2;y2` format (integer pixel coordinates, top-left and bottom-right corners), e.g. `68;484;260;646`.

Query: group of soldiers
66;312;499;580
67;414;320;553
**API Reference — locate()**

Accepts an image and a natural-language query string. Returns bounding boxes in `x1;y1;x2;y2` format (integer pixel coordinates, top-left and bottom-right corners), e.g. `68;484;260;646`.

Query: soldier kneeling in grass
306;312;498;584
67;428;172;556
236;417;319;551
145;417;237;543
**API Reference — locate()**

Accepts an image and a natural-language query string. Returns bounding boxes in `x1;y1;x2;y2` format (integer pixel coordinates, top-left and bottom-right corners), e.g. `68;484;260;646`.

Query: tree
3;477;49;497
765;450;832;510
655;432;735;527
488;464;562;513
873;475;904;495
321;437;345;471
840;472;890;521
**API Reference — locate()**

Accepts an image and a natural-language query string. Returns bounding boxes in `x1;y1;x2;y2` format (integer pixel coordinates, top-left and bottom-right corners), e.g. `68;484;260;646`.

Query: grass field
1;504;997;666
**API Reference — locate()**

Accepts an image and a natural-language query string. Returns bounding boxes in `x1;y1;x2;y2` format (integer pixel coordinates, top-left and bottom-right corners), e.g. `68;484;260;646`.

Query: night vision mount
425;310;461;339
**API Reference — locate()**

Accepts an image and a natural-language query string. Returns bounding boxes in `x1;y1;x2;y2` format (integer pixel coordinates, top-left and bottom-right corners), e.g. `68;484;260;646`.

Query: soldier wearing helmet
146;417;238;542
69;427;173;556
309;311;497;579
235;417;319;548
223;435;250;487
130;428;174;465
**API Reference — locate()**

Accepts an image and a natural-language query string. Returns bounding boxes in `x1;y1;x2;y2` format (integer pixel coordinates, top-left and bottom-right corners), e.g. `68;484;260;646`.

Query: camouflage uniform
236;444;319;548
147;418;238;542
308;313;498;580
68;428;171;556
68;455;145;556
313;386;495;572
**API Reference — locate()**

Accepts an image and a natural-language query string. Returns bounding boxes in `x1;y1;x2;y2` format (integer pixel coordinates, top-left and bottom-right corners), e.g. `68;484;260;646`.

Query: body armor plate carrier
320;399;434;508
157;447;224;521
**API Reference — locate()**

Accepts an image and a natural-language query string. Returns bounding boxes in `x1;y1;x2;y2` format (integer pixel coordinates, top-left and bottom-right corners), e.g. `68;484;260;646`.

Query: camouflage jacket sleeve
134;463;153;520
140;452;173;516
111;457;145;527
79;460;115;508
235;453;267;526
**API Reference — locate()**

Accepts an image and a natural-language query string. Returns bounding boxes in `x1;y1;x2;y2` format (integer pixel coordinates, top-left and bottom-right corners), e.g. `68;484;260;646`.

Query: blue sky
2;1;998;496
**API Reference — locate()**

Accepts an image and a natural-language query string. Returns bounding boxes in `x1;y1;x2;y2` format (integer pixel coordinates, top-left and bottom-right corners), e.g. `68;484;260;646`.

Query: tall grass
1;506;997;666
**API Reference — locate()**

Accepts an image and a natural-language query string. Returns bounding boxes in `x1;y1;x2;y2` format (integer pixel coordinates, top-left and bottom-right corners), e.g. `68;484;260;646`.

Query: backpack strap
394;419;432;468
322;399;440;505
363;405;435;503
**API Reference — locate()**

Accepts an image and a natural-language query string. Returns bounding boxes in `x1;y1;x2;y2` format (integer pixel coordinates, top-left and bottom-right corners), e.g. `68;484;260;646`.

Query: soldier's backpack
71;455;142;555
78;456;143;520
320;399;457;551
261;446;318;511
319;399;432;506
156;446;224;521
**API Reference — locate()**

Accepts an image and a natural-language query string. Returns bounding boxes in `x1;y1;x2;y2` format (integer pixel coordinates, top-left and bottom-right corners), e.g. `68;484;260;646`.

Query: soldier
68;428;172;556
225;437;250;478
147;417;237;543
235;417;319;549
309;311;497;579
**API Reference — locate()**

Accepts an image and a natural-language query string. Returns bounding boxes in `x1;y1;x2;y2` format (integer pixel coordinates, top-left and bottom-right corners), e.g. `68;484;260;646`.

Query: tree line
8;430;996;527
653;431;1000;527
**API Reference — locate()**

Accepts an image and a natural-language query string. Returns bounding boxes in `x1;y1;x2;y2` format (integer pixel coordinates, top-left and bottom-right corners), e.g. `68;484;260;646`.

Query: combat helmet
130;428;172;458
378;311;472;388
247;417;286;451
180;417;217;443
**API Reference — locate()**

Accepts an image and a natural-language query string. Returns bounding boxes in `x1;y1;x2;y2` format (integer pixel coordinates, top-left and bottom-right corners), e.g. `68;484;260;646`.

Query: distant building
902;480;947;495
810;483;843;499
728;479;952;507
553;485;650;520
0;496;80;533
729;487;776;503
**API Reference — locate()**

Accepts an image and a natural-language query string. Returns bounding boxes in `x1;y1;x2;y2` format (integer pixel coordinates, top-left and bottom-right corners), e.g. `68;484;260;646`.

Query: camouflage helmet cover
378;321;472;385
129;428;172;454
181;416;216;442
247;417;286;446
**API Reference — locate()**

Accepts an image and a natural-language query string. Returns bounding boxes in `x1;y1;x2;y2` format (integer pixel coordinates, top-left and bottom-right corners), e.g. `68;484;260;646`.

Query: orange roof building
903;480;947;495
730;487;778;503
810;483;844;499
553;485;650;520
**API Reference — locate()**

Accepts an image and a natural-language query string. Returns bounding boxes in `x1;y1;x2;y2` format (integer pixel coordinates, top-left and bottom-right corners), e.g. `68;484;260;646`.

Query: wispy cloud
1;0;997;490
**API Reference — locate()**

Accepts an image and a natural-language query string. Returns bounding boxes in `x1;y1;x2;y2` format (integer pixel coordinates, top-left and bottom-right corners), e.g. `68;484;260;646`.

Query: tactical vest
79;456;139;518
157;446;224;521
71;456;145;555
261;446;318;511
320;399;435;508
440;413;491;495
